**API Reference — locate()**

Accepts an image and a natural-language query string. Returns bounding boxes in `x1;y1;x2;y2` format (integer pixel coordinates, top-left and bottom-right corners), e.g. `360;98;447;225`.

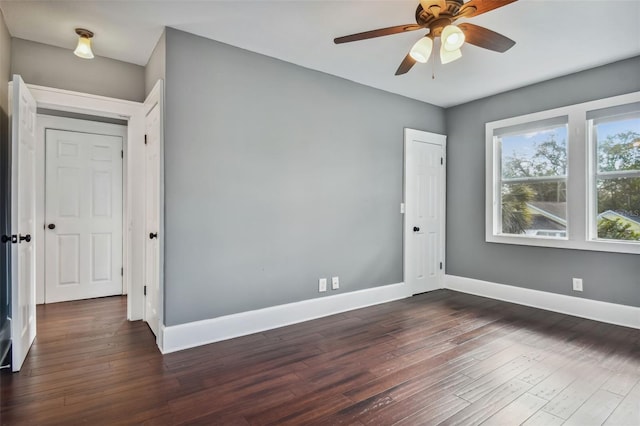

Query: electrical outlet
331;276;339;290
572;278;583;292
319;278;327;293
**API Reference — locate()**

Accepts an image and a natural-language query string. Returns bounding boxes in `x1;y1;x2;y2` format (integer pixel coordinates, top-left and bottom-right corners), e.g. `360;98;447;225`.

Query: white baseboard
161;282;409;354
445;274;640;329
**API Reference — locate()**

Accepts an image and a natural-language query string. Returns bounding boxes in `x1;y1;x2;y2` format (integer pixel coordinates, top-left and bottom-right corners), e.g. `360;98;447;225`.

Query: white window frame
486;91;640;254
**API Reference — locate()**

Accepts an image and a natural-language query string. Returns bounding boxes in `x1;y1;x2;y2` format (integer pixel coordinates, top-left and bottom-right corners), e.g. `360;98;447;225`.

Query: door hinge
121;150;123;158
121;267;123;276
440;262;443;270
144;134;147;145
144;285;147;296
441;157;444;165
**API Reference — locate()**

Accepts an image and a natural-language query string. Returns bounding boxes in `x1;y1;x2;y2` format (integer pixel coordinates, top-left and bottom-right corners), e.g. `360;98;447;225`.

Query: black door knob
1;235;12;244
413;226;420;232
19;234;31;243
149;232;158;240
48;223;56;230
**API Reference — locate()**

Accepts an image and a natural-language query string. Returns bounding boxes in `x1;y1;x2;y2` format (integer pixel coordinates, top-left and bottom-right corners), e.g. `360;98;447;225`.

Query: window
486;92;640;254
496;118;568;238
589;107;640;243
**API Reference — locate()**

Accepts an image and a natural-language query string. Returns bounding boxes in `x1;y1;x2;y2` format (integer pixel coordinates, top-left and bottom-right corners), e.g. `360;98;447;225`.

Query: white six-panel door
404;129;446;295
10;76;37;372
44;130;123;303
144;103;161;337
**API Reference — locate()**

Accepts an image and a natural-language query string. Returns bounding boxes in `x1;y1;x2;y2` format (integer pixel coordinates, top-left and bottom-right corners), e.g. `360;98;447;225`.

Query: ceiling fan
334;0;518;75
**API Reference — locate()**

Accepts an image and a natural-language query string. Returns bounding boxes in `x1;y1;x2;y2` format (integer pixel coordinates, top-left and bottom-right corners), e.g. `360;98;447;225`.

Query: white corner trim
161;282;409;354
445;274;640;329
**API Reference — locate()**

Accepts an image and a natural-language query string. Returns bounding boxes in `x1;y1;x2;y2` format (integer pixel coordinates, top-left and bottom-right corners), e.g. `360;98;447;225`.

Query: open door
143;81;163;339
9;75;37;371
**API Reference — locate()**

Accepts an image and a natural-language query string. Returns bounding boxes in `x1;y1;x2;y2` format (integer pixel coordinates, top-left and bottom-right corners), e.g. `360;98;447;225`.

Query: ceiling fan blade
334;24;422;44
457;0;517;18
395;53;417;76
458;23;515;52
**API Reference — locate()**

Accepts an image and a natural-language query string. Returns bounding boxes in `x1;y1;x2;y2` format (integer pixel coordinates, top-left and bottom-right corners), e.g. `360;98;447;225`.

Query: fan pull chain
432;55;436;80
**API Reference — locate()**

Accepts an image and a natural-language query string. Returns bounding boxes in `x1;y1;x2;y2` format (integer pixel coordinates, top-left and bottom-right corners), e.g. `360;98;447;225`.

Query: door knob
1;235;15;244
149;232;158;240
48;223;56;230
19;234;31;243
413;226;420;232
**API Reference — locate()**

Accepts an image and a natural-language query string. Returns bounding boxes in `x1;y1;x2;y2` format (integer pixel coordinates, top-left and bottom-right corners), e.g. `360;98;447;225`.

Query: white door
404;128;446;295
10;75;37;372
44;130;123;303
144;103;161;336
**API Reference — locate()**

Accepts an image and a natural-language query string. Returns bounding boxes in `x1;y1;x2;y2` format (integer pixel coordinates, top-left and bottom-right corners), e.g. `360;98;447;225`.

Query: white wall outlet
331;276;339;290
572;278;583;292
319;278;327;293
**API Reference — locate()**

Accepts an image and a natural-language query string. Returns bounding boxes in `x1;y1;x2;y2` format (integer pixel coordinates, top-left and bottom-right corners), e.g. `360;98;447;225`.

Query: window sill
486;233;640;255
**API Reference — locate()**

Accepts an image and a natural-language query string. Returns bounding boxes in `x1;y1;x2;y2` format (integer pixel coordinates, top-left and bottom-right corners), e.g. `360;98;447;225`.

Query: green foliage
596;130;640;217
502;135;567;179
597;217;640;241
502;135;567;203
502;184;534;234
597;130;640;172
501;127;640;240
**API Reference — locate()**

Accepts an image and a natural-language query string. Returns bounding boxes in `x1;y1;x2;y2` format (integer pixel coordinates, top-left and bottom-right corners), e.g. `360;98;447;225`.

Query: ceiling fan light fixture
74;28;94;59
441;25;465;51
440;45;462;64
409;37;433;63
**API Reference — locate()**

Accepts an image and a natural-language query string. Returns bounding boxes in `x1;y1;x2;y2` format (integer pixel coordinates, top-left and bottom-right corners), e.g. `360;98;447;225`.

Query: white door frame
24;83;147;322
35;116;128;304
403;128;447;294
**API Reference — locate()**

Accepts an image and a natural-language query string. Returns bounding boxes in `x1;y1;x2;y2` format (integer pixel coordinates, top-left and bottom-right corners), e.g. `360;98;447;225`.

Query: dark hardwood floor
1;290;639;425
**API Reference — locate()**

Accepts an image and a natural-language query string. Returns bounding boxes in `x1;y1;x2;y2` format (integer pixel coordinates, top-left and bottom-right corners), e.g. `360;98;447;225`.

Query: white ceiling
1;0;639;107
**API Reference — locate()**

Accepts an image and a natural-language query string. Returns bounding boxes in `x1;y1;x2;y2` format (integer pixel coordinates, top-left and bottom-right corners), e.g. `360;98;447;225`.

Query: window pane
596;177;640;241
500;125;567;179
595;115;640;173
501;181;567;237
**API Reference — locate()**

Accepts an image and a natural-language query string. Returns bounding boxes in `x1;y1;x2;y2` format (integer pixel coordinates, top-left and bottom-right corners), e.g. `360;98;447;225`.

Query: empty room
0;0;639;424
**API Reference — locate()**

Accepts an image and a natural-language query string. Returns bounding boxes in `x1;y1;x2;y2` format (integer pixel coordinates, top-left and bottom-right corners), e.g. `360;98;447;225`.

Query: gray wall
0;8;11;365
11;38;145;102
145;31;165;97
164;28;445;326
445;56;640;308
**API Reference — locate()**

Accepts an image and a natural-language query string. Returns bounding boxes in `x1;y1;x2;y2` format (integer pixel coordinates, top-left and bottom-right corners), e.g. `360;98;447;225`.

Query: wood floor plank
1;290;639;425
601;371;640;396
541;365;611;419
604;379;640;425
438;378;532;425
563;389;623;426
522;410;566;426
481;392;549;426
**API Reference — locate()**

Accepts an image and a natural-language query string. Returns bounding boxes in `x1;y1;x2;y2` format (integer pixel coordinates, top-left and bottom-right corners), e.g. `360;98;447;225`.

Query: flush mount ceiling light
74;28;94;59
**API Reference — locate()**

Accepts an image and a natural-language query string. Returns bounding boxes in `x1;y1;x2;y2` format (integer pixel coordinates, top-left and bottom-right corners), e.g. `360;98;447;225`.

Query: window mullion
567;108;587;243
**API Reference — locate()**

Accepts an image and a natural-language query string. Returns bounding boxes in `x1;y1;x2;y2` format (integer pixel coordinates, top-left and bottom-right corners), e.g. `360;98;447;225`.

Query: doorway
403;128;446;295
36;115;127;304
8;78;164;370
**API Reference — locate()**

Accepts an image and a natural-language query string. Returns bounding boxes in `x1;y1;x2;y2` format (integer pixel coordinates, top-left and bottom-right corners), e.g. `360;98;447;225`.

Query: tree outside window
593;115;640;241
498;123;568;237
